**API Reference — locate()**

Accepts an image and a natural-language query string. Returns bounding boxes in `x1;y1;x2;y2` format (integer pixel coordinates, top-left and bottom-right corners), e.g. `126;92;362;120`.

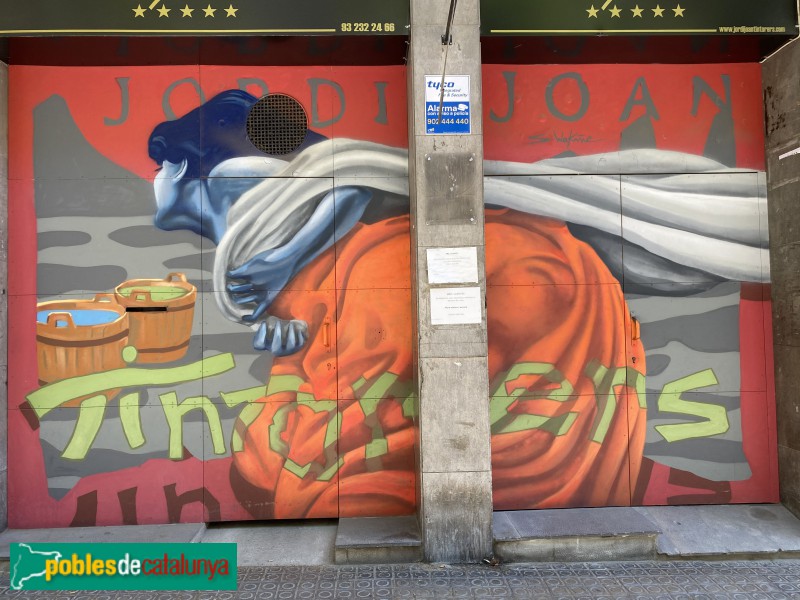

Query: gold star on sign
631;5;643;17
203;4;216;16
181;4;194;16
132;4;146;17
224;4;237;17
653;5;665;16
587;5;599;18
609;5;621;17
157;4;171;17
673;4;685;17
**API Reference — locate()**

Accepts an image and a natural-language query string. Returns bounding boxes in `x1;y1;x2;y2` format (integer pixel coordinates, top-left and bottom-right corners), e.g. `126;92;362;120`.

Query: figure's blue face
153;159;206;237
148;89;326;243
148;90;260;243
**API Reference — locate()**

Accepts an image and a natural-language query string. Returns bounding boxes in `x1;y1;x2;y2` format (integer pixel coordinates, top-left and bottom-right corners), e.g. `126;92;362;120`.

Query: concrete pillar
408;0;493;562
763;38;800;518
0;60;7;531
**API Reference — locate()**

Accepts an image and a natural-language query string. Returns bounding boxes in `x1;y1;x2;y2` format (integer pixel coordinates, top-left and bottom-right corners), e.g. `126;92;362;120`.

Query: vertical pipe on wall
407;0;494;563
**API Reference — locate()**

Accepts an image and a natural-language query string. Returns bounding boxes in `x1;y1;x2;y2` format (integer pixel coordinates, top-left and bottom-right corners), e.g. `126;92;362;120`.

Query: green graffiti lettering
27;353;236;418
490;362;578;437
220;385;267;453
160;392;226;459
356;373;398;469
655;369;729;442
365;434;389;459
495;412;578;436
269;403;293;457
586;361;647;444
402;393;417;418
267;393;340;482
284;459;312;479
119;392;145;449
317;412;343;482
318;457;345;481
61;395;108;460
27;353;236;461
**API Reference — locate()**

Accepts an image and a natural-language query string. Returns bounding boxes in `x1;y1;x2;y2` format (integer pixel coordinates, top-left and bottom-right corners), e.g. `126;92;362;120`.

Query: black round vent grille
246;93;308;156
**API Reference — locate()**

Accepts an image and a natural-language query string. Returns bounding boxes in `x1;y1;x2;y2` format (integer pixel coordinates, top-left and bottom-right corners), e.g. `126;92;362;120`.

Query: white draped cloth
213;139;768;323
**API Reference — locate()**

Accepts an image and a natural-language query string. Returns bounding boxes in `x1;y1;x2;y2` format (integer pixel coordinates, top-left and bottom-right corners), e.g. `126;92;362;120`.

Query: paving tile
3;559;800;598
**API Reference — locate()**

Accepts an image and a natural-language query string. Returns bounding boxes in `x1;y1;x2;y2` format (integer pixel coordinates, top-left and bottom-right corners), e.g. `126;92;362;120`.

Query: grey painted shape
108;225;202;249
37;231;91;251
36;214;204;296
641;341;740;395
645;353;671;376
642;306;739;353
163;254;208;270
699;81;736;168
626;280;749;480
0;523;205;559
640;504;800;556
644;439;749;475
627;284;742;392
41;443;169;500
200;520;338;566
34;95;145;184
642;308;739;353
35;177;153;219
626;280;741;319
37;263;128;296
619;115;657;150
569;224;722;295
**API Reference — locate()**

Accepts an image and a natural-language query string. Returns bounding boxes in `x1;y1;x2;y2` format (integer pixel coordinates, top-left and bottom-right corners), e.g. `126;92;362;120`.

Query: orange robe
233;209;646;518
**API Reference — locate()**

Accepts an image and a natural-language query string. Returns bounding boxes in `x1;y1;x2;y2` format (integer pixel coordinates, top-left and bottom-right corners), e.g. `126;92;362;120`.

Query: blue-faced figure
147;89;372;355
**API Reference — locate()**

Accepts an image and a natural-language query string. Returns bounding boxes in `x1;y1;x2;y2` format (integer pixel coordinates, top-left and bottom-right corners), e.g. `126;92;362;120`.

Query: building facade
0;0;798;562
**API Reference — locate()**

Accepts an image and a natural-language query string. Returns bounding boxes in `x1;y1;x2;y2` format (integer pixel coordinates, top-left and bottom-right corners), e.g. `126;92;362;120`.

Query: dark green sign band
480;0;798;36
0;0;409;36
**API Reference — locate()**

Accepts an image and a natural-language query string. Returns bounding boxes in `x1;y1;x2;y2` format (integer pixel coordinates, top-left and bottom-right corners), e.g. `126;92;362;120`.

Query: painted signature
529;131;600;147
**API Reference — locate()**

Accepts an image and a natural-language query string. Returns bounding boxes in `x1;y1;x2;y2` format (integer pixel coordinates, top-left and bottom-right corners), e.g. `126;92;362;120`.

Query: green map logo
10;543;63;590
9;543;237;590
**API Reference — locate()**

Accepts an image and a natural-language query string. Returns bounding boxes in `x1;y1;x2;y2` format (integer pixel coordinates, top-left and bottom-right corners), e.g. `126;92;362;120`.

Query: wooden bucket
36;294;129;400
114;272;197;364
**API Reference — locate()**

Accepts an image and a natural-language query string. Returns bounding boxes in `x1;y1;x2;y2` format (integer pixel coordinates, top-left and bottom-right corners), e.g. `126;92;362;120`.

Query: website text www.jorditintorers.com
719;25;787;33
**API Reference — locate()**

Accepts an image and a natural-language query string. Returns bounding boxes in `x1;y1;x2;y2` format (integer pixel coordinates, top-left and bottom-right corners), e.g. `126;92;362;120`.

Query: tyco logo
10;543;237;590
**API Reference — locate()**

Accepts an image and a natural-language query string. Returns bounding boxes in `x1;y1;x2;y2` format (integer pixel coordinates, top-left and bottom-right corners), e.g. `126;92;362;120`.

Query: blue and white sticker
425;75;471;135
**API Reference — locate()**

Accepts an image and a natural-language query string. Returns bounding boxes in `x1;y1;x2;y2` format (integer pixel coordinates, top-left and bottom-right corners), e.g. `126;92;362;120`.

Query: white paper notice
427;247;479;284
430;287;482;325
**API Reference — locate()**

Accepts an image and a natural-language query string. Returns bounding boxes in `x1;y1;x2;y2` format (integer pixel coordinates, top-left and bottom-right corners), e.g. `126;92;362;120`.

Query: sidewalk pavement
3;505;800;598
6;504;800;566
2;558;800;598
